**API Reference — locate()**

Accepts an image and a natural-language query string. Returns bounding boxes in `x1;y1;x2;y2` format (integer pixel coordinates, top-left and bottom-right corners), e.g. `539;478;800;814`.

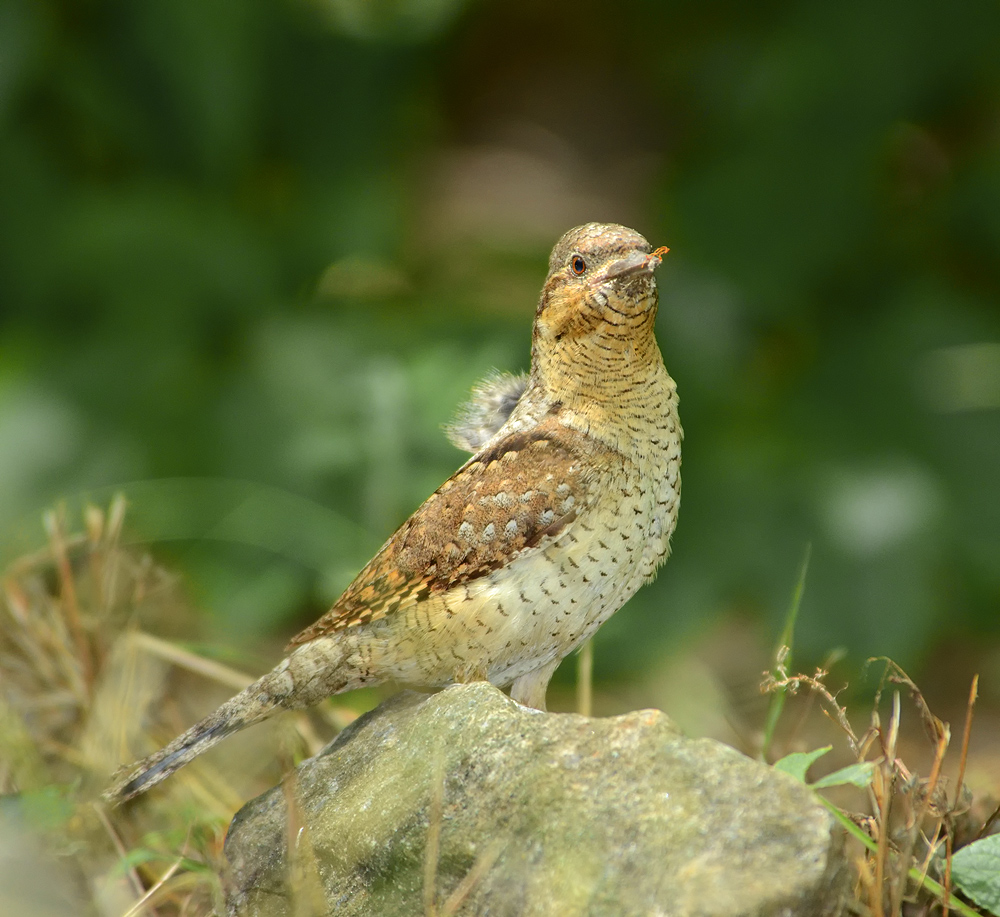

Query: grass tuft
0;500;357;916
762;654;996;916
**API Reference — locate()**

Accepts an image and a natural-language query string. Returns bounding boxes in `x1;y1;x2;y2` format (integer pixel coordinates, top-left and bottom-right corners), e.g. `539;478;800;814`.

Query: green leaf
951;835;1000;915
114;848;170;874
773;746;831;783
811;761;875;789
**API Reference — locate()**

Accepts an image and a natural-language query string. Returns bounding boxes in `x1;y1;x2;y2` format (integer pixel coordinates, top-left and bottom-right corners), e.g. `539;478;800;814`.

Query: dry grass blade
439;839;504;917
891;670;951;917
420;739;503;917
43;507;93;688
282;761;326;917
576;639;593;717
131;632;254;691
424;744;447;917
870;691;899;917
942;674;979;917
872;657;948;747
120;856;184;917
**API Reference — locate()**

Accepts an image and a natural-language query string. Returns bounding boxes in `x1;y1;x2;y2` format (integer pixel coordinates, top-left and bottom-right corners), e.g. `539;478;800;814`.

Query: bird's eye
570;255;587;275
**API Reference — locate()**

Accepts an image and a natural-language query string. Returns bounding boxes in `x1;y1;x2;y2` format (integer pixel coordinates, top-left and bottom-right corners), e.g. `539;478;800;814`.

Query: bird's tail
103;638;344;805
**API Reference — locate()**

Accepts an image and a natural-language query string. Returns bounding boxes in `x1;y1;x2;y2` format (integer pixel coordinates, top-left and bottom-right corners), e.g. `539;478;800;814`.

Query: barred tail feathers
104;637;346;804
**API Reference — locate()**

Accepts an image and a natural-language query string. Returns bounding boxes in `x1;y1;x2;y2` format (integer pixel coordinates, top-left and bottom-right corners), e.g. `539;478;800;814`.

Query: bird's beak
598;246;669;283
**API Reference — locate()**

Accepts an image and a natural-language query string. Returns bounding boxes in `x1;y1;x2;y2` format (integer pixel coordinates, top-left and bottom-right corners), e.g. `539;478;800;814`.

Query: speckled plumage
105;222;681;804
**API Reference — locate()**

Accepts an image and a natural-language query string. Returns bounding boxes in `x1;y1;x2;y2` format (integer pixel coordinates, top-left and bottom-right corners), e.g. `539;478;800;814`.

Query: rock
225;683;849;917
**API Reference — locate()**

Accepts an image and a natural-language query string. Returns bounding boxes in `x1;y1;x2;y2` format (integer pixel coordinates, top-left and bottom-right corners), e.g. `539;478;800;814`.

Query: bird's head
532;222;667;362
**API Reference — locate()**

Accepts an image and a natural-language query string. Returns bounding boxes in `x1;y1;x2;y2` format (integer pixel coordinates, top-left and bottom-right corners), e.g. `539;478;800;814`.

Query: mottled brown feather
286;420;600;647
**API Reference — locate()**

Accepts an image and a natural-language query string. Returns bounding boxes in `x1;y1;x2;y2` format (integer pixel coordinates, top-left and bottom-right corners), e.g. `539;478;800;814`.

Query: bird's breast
364;359;681;690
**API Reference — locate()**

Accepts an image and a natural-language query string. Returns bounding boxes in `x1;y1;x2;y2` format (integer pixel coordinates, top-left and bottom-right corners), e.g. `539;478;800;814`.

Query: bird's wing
286;420;601;647
445;371;529;453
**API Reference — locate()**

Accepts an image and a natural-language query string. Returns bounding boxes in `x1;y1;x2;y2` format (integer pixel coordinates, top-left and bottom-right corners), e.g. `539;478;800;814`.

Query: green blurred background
1;0;998;694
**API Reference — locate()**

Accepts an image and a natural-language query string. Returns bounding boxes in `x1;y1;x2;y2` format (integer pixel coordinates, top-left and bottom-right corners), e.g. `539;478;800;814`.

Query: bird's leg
509;658;561;711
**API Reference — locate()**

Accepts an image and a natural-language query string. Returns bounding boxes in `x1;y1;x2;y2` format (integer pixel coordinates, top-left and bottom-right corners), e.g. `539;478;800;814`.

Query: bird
105;222;681;804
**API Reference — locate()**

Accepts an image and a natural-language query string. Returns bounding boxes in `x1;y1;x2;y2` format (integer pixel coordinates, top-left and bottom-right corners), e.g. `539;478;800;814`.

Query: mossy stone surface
225;683;848;917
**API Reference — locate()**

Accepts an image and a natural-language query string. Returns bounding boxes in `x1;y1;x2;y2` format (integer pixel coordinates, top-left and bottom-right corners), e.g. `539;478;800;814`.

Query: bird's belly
380;468;670;689
469;536;640;686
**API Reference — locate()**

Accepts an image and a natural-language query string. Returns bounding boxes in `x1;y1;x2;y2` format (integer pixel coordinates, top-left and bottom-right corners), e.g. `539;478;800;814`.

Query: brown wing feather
286;421;597;647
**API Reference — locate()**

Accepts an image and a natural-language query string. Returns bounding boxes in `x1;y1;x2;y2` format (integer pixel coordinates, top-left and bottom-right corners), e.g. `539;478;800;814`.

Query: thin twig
975;801;1000;841
760;544;811;761
872;692;899;917
883;674;950;917
913;823;945;900
954;674;978;814
5;533;89;576
818;798;981;917
941;675;978;917
785;648;846;755
91;801;148;904
763;669;861;756
84;503;106;618
942;829;955;917
905;721;949;914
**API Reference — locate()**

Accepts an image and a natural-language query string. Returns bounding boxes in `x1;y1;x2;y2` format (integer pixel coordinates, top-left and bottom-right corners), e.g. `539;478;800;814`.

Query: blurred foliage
0;0;998;683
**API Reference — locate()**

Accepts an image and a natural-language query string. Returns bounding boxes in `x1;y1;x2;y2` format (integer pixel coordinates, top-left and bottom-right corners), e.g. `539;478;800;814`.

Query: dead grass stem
763;651;993;917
